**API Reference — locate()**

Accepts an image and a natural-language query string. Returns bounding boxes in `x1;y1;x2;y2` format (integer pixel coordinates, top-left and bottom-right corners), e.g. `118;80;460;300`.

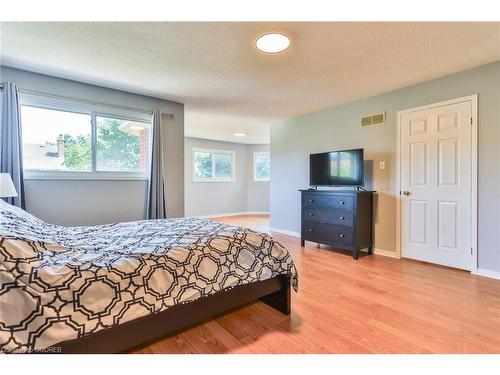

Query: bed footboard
55;275;291;353
259;275;291;315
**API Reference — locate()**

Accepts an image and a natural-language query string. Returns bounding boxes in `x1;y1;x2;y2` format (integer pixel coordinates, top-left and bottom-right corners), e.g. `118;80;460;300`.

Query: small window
193;148;235;182
253;152;270;181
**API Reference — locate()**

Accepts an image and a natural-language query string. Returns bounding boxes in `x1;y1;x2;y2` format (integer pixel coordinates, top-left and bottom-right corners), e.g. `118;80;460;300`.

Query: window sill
192;179;236;183
24;171;149;181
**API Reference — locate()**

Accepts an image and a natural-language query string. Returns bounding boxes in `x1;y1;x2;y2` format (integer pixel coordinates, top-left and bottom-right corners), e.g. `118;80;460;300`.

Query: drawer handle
308;228;314;232
339;216;345;220
339;234;344;238
340;201;345;205
308;199;314;203
308;212;314;216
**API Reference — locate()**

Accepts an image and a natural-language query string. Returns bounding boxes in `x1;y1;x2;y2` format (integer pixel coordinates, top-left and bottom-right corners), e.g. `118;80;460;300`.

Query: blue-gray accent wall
271;61;500;273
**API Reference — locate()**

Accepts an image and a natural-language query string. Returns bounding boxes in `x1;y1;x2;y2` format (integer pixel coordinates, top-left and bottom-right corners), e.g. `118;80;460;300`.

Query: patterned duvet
0;201;297;353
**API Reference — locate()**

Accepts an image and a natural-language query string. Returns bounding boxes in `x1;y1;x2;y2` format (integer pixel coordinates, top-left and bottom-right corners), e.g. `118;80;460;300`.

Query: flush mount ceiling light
233;132;247;137
256;33;290;54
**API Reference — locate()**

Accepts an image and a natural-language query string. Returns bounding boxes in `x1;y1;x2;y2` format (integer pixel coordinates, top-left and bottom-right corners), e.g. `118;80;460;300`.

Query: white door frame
396;95;478;272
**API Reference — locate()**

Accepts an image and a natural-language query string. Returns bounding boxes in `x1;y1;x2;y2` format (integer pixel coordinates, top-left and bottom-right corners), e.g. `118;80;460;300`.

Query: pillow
0;199;45;229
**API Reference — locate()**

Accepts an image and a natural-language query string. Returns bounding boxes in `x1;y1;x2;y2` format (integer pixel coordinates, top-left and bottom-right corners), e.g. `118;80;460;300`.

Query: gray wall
0;66;185;225
270;61;500;273
24;180;148;226
185;137;269;217
246;144;271;213
163;113;185;218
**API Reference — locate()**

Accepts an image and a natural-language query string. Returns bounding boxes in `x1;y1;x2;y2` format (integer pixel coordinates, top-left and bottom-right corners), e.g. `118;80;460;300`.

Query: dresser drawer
303;208;354;227
303;193;354;210
302;222;353;246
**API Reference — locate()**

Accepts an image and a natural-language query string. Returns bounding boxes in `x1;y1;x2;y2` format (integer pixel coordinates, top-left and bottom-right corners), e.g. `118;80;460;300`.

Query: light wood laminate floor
132;215;500;354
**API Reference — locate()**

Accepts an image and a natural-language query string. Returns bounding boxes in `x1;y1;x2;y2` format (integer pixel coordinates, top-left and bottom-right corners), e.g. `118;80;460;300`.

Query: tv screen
310;148;364;186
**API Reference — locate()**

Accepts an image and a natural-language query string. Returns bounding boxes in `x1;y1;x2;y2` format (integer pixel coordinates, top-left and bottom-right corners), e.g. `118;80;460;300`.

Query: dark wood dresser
299;189;374;259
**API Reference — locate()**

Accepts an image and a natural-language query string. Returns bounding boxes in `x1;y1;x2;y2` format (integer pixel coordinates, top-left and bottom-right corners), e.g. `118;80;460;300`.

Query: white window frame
192;147;236;182
20;92;153;180
253;152;270;182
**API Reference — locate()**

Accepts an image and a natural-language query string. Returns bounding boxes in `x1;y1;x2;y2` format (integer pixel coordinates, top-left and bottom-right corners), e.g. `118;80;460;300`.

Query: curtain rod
0;84;176;119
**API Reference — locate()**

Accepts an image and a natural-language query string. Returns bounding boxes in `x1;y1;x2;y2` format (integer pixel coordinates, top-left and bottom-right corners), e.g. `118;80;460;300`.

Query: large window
20;93;152;179
193;148;235;182
253;152;270;181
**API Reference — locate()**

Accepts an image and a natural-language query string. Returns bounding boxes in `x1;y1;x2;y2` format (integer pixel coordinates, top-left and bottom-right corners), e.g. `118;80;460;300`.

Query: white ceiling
1;22;499;144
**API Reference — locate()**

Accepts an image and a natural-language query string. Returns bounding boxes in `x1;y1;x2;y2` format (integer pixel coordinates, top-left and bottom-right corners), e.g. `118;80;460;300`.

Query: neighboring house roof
119;121;148;137
23;143;64;170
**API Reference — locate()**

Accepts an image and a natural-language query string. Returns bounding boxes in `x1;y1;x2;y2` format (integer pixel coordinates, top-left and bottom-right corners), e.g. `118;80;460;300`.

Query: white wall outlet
379;161;386;170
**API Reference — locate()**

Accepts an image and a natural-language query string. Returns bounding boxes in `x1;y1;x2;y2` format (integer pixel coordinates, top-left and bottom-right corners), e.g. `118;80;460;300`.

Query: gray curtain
0;82;25;208
146;110;166;219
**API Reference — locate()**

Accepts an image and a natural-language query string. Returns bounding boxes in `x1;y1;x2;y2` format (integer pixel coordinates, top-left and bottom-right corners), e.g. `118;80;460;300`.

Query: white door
400;99;475;270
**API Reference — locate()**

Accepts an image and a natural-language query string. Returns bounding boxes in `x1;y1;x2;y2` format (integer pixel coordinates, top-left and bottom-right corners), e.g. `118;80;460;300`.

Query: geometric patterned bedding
0;200;298;353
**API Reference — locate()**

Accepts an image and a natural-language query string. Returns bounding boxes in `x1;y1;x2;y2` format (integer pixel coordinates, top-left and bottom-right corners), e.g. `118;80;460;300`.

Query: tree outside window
254;152;270;181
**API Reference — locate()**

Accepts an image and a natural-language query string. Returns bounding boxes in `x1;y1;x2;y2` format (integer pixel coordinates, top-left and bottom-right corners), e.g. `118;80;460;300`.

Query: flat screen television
309;148;364;187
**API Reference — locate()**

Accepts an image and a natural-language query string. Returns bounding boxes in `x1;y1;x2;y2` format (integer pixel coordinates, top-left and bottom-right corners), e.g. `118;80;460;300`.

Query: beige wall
271;61;500;272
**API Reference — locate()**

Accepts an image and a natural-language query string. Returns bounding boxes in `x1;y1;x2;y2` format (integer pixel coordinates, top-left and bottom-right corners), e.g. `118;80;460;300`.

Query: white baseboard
358;247;399;258
195;211;269;219
270;227;301;237
373;248;400;259
196;213;500;280
195;214;500;280
472;268;500;281
269;229;400;260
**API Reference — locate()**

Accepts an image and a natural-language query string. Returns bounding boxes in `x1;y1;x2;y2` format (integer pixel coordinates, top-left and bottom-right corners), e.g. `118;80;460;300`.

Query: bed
0;201;298;353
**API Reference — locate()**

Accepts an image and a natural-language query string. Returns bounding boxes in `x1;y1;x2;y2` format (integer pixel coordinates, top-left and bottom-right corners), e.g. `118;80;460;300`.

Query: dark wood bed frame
55;275;291;353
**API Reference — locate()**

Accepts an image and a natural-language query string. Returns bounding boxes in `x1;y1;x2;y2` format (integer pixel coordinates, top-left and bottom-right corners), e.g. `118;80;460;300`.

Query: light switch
379;161;386;170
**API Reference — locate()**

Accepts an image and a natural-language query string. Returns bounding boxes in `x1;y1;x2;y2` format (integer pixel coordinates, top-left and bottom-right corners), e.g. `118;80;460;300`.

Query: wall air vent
361;112;385;128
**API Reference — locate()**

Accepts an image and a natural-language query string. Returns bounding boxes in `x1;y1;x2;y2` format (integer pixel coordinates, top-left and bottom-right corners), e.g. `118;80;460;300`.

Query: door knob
402;191;411;196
